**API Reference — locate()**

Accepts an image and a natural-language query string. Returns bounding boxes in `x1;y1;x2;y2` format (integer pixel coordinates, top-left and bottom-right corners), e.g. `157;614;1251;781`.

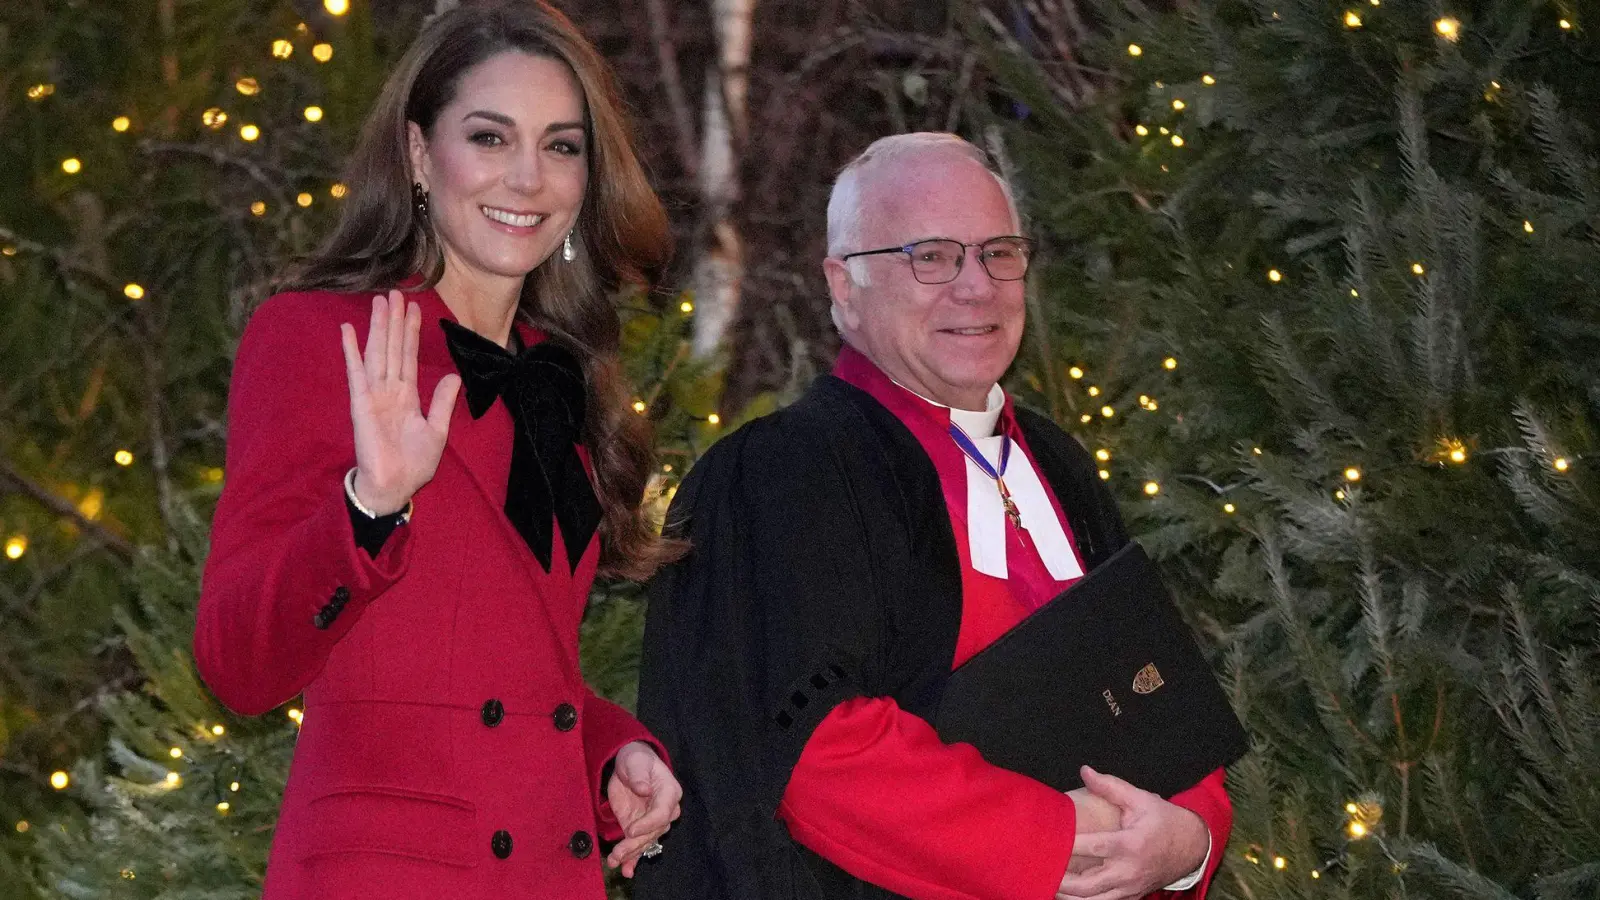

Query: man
635;133;1232;900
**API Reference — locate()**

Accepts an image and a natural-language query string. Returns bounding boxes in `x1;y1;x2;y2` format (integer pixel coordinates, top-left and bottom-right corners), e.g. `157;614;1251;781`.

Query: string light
680;300;694;313
1273;856;1287;870
330;183;348;199
1080;414;1093;424
1098;469;1111;480
1524;220;1534;233
164;772;181;787
235;77;260;96
297;192;314;207
61;158;82;174
112;116;131;132
203;108;228;129
662;464;673;473
204;466;225;482
123;283;146;300
1412;262;1426;275
50;771;69;790
1095;449;1111;462
1135;124;1149;137
1087;385;1102;397
4;537;26;560
250;201;268;216
1253;447;1263;455
1138;394;1151;407
272;39;294;59
120;869;135;880
1163;357;1178;370
1349;821;1368;837
1311;870;1322;879
1172;99;1186;111
14;821;28;833
240;124;261;141
287;708;303;724
1335;489;1347;501
1127;43;1143;56
707;413;722;426
1350;288;1359;297
312;43;334;63
632;400;647;413
1223;503;1236;514
211;724;226;736
1344;467;1362;482
1344;11;1363;28
1145;399;1160;411
216;801;231;813
114;450;135;466
304;105;324;122
230;781;240;791
1554;457;1570;472
1101;405;1116;418
1202;74;1216;85
1560;18;1573;30
1069;366;1085;379
325;0;351;14
1434;17;1461;41
1159;126;1170;135
169;746;183;759
2;246;16;256
1144;481;1161;496
1170;134;1185;147
27;83;55;100
1267;269;1283;282
78;489;103;521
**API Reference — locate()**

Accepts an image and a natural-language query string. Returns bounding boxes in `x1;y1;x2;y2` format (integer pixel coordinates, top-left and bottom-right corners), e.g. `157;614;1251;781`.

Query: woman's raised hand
340;290;462;515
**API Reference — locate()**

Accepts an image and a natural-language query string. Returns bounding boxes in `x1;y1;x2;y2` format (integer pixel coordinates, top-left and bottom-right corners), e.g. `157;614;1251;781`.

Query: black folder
933;542;1248;798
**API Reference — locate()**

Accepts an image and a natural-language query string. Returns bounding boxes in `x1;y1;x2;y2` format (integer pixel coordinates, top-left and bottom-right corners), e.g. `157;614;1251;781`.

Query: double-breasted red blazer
195;285;658;899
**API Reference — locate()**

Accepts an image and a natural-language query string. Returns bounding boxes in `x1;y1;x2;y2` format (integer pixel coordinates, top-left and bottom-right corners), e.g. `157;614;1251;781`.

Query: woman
194;3;682;897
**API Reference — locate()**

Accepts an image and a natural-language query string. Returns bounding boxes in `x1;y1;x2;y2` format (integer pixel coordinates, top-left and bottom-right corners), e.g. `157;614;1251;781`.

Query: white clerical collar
890;380;1006;438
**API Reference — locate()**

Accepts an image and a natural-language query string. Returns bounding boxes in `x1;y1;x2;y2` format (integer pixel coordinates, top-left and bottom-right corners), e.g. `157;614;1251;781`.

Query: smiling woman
196;3;683;899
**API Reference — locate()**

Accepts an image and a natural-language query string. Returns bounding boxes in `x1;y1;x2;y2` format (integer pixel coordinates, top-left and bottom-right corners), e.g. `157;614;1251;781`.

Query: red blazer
195;286;658;900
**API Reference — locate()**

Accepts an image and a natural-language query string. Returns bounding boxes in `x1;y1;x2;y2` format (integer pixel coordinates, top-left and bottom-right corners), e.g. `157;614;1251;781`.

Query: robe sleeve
194;294;414;716
779;698;1077;900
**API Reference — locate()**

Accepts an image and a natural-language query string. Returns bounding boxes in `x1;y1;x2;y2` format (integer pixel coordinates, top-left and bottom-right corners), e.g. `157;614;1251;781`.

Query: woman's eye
469;132;504;147
550;139;584;156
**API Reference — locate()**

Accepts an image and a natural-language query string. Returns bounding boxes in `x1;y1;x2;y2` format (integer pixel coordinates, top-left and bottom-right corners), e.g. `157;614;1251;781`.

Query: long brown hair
279;0;678;581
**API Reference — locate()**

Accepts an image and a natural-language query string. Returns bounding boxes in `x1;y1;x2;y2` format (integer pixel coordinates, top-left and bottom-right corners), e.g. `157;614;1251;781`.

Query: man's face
826;157;1026;411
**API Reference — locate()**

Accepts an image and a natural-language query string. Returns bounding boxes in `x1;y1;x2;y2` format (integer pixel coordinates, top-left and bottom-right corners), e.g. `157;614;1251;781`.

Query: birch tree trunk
689;0;754;357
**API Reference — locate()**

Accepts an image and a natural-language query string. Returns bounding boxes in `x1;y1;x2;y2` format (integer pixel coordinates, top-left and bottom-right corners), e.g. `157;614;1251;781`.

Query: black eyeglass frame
838;236;1038;284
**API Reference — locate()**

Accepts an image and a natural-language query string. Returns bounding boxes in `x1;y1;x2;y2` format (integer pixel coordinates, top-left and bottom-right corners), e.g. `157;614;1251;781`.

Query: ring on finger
641;841;665;859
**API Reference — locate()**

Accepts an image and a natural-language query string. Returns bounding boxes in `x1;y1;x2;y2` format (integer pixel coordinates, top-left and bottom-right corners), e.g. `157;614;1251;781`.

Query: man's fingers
365;295;386;382
1070;829;1125;861
1080;766;1150;809
1057;861;1130;898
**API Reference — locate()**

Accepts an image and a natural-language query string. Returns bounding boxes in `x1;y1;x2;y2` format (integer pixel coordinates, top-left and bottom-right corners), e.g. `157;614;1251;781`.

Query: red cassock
194;286;659;900
775;348;1232;900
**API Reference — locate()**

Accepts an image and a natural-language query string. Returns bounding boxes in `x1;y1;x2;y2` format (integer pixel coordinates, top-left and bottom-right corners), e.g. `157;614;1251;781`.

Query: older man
635;133;1233;900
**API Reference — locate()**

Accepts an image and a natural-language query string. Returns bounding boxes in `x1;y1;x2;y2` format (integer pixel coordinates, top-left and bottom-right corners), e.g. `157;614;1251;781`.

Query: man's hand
1065;786;1122;874
604;741;683;877
1057;766;1208;900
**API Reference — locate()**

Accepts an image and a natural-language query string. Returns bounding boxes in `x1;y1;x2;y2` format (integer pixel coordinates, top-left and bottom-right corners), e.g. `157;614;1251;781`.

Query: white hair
825;133;1022;330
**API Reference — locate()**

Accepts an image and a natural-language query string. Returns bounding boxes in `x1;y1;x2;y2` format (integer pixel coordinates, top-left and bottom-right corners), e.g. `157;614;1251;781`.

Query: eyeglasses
839;236;1037;285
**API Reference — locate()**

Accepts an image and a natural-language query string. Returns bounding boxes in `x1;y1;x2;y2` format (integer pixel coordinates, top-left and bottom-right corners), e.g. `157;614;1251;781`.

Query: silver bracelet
344;468;413;523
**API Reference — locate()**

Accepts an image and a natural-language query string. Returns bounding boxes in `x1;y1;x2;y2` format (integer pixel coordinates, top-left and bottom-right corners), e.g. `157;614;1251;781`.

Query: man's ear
823;256;860;332
406;121;429;191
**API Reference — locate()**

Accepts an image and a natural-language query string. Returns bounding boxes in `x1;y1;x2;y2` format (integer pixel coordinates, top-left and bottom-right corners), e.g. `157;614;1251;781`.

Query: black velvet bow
440;319;601;573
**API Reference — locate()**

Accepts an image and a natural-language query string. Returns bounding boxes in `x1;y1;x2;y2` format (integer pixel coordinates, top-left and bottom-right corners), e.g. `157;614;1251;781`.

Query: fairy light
112;116;131;132
1135;125;1149;136
120;869;135;880
1138;394;1151;407
304;105;324;122
1268;269;1283;283
50;771;69;790
325;0;350;14
1080;414;1093;424
297;192;314;208
230;781;240;791
1163;357;1178;370
4;537;26;560
1253;447;1263;455
272;39;294;59
250;201;267;217
1273;856;1287;870
114;450;134;466
1069;366;1085;379
707;413;722;426
216;801;231;813
1099;469;1111;481
1412;262;1426;275
1159;126;1170;135
1144;481;1161;496
662;464;673;473
1311;870;1322;880
287;708;303;725
1344;467;1362;482
1146;398;1159;411
168;746;183;759
1201;74;1216;85
1349;821;1368;838
1351;288;1360;297
632;400;647;413
1172;99;1186;111
1095;449;1111;462
330;183;348;199
1450;446;1467;464
122;283;146;300
1170;134;1185;147
1087;385;1102;397
164;772;181;787
312;43;334;63
1524;220;1534;233
1127;44;1143;56
202;108;228;129
1100;405;1116;418
27;83;55;100
61;158;82;175
1344;10;1363;27
1335;489;1347;501
680;300;694;313
1560;18;1573;30
211;724;226;736
1554;457;1570;472
240;124;261;141
1223;503;1236;514
14;821;28;833
1435;17;1461;41
235;77;260;95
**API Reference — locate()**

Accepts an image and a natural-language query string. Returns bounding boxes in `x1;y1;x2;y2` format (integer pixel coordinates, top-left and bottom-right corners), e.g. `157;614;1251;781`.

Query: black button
491;829;513;859
481;699;504;728
330;586;351;605
553;703;577;732
568;830;593;858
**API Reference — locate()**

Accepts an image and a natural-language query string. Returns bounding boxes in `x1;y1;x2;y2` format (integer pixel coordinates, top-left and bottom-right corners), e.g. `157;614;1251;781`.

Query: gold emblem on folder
1133;663;1165;695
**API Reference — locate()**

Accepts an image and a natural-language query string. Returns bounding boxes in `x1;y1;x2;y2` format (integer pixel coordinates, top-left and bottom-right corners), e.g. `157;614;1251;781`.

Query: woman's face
408;51;588;290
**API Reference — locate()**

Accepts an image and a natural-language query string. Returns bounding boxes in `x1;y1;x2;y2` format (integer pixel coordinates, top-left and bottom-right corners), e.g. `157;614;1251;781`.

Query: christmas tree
986;0;1599;896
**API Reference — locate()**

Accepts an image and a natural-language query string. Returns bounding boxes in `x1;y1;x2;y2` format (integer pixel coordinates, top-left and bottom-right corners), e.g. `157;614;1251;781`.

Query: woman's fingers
340;323;368;402
427;374;461;436
401;300;421;386
384;289;405;383
364;295;387;382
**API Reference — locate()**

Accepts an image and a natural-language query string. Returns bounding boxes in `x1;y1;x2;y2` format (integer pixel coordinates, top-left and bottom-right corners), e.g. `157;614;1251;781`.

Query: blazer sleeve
194;294;415;716
584;690;671;841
